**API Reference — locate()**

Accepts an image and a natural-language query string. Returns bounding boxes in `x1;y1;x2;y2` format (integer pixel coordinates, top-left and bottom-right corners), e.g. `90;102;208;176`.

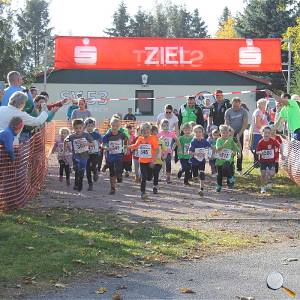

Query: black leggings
108;159;123;178
86;154;98;184
153;164;162;186
140;163;154;193
217;164;234;186
192;161;205;180
59;160;70;180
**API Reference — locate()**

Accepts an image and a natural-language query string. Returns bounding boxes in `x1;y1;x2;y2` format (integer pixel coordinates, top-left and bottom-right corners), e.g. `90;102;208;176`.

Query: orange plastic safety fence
282;139;300;186
0;125;56;211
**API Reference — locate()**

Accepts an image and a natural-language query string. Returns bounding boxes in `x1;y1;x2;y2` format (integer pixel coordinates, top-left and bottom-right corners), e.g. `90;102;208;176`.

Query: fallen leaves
236;296;255;300
180;288;195;294
22;276;37;285
54;282;67;288
87;239;96;246
25;246;35;250
72;259;86;265
112;292;122;300
96;287;107;294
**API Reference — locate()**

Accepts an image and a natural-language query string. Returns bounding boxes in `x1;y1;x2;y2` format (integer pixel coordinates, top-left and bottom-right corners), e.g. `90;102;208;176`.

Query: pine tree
16;0;52;70
129;8;154;37
152;4;169;37
235;0;300;38
0;1;19;80
190;8;208;38
104;1;130;37
218;6;231;27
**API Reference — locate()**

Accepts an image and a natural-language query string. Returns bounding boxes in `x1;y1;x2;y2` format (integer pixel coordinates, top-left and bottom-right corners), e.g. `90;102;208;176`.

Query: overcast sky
12;0;246;36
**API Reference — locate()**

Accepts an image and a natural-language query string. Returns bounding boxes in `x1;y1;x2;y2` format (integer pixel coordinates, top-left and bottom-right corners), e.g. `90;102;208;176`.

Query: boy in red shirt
256;126;281;194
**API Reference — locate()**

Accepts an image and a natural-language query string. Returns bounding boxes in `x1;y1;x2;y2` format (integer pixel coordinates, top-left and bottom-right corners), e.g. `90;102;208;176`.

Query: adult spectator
269;91;300;140
157;104;179;134
1;71;33;112
0;92;48;132
71;98;92;120
291;94;300;108
200;98;211;130
67;99;79;120
30;87;38;99
250;98;268;161
208;90;231;127
124;108;136;121
225;97;249;173
178;97;204;129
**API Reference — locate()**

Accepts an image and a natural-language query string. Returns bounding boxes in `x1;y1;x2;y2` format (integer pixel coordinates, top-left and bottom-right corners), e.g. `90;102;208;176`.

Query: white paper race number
261;149;274;160
73;138;89;154
138;144;152;158
194;148;208;161
109;140;123;154
217;149;232;161
89;140;100;154
162;137;173;148
184;144;190;155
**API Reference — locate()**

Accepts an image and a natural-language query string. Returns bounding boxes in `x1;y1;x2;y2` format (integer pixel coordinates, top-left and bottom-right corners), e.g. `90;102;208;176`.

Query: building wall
33;83;257;121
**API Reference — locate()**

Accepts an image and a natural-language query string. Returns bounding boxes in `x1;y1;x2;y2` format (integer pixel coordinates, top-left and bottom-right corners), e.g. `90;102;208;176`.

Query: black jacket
209;99;231;127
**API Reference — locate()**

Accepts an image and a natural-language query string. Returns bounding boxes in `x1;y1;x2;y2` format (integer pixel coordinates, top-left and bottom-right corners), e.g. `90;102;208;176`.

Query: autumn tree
215;17;239;38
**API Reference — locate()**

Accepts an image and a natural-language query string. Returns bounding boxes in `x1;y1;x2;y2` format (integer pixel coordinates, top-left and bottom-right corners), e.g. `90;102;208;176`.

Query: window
135;90;154;116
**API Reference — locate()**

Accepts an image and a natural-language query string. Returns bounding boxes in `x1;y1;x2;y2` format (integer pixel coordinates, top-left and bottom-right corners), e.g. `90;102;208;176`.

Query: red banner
54;36;282;72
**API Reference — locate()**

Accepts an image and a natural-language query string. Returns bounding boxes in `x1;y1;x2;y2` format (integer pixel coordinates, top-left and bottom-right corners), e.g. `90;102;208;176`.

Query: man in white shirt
0;92;48;134
157;104;179;135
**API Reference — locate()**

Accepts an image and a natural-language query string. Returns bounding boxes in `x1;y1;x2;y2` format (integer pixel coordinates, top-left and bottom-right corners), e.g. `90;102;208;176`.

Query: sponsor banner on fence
55;36;282;72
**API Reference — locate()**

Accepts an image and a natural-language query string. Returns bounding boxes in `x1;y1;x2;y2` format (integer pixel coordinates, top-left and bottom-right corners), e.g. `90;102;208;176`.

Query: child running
207;128;220;177
128;123;159;199
151;125;167;194
256;126;281;193
65;119;94;192
215;125;241;192
123;124;135;177
270;126;283;174
132;126;141;183
53;127;72;185
189;125;211;195
85;118;102;191
177;123;193;185
158;119;180;184
102;117;128;194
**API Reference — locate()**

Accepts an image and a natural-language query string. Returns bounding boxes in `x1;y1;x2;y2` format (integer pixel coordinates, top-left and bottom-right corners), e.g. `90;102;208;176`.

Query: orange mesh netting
281;138;300;186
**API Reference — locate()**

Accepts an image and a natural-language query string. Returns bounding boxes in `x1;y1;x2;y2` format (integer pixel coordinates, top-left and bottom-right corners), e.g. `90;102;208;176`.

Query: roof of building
35;69;271;87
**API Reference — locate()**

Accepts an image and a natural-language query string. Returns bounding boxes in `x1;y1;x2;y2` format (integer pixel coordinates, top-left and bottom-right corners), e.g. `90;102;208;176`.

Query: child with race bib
151;125;168;194
132;126;141;183
85;118;102;191
102;117;128;195
65;119;94;192
215;125;241;192
189;125;211;196
53;127;72;186
123;124;135;178
256;126;281;194
207;128;220;177
177;123;193;185
128;123;159;199
158;119;180;184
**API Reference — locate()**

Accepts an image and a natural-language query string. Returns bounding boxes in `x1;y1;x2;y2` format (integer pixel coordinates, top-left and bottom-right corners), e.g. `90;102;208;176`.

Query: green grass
235;158;300;197
0;208;262;286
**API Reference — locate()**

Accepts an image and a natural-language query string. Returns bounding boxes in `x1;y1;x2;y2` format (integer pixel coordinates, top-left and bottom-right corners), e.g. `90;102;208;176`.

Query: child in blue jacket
0;117;24;161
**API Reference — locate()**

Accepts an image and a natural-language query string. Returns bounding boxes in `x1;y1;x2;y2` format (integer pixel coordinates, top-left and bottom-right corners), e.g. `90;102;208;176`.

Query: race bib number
109;140;123;155
57;143;64;155
217;149;232;161
73;138;89;154
261;149;274;160
89;140;100;154
162;137;173;148
184;144;190;155
138;144;152;158
194;148;208;161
